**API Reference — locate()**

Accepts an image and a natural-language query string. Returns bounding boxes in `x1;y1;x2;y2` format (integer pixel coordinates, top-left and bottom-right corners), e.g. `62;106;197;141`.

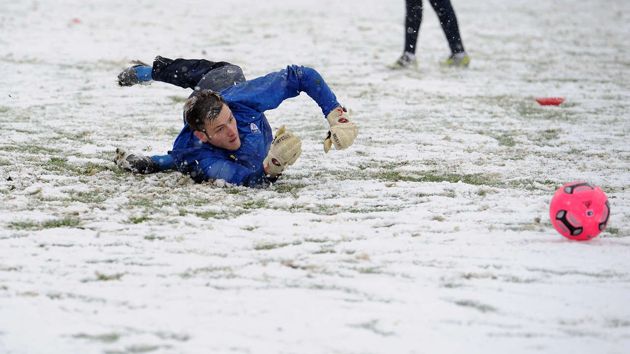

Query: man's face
195;104;241;151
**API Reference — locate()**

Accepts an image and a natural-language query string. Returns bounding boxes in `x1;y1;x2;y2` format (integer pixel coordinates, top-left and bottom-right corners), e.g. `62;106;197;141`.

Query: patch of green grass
95;272;124;281
125;344;161;353
70;191;108;204
346;205;403;214
305;204;343;215
453;299;497;313
178;266;233;279
604;227;621;236
81;162;113;176
507;222;544;232
356;266;381;274
273;182;307;196
444;189;457;198
313;247;336;254
243;199;268;209
128;215;150;224
515;101;573;121
62;131;92;143
144;234;165;241
225;187;245;195
530;128;561;144
304;237;328;243
42;217;80;228
195;210;223;219
284;202;402;215
542;128;561;140
0;144;62;155
73;333;120;343
494;133;516;147
254;241;297;251
9;217;80;230
40;156;117;177
427;172;497;186
183;197;216;207
126;197;155;209
168;95;187;104
8;220;41;230
163;127;182;136
46;157;71;171
349;320;395;337
376;170;420;182
356;160;410;172
507;179;557;191
472;92;571;119
376;170;499;186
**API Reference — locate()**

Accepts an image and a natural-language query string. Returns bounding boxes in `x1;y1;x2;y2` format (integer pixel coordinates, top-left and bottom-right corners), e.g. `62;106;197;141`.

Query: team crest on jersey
250;123;260;134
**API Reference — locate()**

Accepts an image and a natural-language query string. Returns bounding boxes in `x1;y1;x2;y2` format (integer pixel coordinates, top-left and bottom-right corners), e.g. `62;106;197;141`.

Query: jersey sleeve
187;155;268;187
171;145;268;187
223;65;341;116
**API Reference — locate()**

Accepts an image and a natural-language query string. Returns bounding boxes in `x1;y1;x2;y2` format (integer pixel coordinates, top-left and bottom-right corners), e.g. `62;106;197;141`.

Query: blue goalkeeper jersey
168;65;340;186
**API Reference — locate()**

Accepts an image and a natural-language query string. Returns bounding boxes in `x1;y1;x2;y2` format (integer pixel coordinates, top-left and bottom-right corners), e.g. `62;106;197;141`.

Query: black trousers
151;56;246;92
404;0;465;55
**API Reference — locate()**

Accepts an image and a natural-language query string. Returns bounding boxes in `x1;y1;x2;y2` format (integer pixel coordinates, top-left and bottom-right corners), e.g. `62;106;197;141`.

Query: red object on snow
536;97;565;106
549;181;610;241
71;18;81;24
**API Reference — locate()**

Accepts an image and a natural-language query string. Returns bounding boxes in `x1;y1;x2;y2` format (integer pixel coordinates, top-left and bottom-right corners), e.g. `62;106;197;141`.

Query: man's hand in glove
323;106;358;153
263;126;302;178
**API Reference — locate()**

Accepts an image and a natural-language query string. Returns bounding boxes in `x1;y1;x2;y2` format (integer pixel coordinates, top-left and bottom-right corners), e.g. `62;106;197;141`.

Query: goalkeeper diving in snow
114;56;358;187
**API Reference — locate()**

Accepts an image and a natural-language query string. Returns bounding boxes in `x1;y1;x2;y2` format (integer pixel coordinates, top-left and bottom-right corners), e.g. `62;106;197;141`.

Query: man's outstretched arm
223;65;358;152
222;65;340;116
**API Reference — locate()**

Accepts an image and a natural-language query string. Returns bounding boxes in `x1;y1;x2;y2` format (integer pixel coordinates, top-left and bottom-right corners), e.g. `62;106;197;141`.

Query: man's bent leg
196;64;246;92
152;56;244;91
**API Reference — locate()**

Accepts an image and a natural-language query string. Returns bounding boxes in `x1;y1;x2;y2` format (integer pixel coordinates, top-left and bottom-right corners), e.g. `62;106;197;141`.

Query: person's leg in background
392;0;423;69
429;0;470;66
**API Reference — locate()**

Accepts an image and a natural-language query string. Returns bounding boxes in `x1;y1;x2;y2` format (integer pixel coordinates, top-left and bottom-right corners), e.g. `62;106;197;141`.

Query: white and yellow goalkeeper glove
323;106;358;153
263;126;302;178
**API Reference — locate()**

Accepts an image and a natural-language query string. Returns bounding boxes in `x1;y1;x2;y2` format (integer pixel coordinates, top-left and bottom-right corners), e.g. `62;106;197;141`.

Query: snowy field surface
1;0;629;353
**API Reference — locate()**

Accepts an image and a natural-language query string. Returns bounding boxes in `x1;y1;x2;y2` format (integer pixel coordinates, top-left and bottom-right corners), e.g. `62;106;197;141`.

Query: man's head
184;90;241;151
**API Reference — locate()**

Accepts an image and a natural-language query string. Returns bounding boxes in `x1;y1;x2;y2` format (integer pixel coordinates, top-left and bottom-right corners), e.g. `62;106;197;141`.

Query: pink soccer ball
549;182;610;241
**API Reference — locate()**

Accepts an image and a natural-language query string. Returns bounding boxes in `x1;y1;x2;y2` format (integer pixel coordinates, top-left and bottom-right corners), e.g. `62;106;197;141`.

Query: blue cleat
117;60;152;86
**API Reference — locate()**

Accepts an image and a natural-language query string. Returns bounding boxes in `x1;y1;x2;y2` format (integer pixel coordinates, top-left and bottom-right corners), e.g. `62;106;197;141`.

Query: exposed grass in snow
9;217;81;230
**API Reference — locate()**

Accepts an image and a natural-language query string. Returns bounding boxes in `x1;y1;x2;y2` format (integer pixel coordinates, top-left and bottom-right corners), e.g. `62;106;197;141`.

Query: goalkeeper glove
114;148;159;174
263;126;302;178
323;106;358;153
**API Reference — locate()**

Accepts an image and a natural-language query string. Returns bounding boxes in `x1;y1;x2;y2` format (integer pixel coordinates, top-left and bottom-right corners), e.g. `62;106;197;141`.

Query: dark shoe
117;60;150;86
114;148;159;174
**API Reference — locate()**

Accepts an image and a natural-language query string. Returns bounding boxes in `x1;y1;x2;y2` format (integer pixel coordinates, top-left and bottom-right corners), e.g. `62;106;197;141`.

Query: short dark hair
183;90;225;132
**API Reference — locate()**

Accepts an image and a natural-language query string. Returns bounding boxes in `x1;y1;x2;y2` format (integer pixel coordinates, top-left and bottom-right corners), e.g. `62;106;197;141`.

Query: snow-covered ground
1;0;629;353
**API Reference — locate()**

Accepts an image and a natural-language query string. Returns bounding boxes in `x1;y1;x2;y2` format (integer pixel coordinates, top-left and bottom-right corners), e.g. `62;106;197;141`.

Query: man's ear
193;130;208;143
